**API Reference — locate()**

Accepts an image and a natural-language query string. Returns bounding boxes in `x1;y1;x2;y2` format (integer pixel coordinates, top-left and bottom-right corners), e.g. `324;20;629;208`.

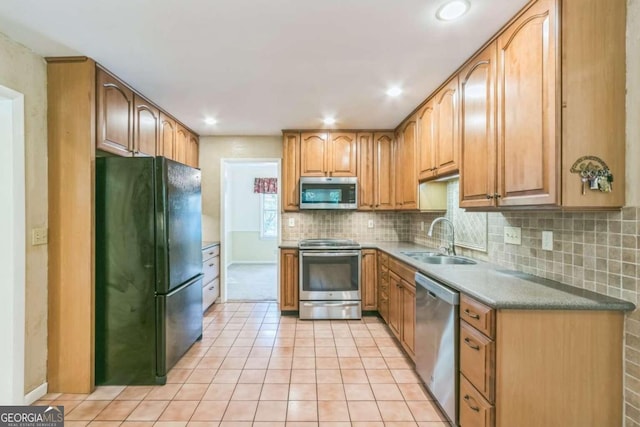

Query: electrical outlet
367;220;374;229
32;227;48;246
288;218;295;227
504;226;521;245
420;221;424;231
542;231;553;251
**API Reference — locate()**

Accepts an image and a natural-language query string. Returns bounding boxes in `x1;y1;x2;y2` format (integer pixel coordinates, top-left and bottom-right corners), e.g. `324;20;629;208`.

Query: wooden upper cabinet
434;76;459;177
300;132;357;177
459;43;498;208
400;120;418;210
300;132;327;176
96;68;133;156
374;132;395;210
417;100;437;181
159;112;176;160
187;133;199;168
133;95;159;157
175;124;189;165
328;132;357;176
394;132;404;208
357;133;375;210
282;133;301;211
496;0;558;207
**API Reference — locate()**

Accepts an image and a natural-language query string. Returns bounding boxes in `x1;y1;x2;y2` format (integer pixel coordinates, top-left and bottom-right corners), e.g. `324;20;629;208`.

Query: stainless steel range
298;239;361;320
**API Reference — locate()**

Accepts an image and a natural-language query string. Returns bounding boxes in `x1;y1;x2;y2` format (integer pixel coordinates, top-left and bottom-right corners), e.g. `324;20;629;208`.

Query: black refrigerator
95;156;203;385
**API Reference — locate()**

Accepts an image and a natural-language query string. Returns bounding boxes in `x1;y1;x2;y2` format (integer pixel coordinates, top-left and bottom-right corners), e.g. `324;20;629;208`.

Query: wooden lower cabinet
387;256;416;360
360;249;377;311
459;294;624;427
377;252;390;323
279;249;299;311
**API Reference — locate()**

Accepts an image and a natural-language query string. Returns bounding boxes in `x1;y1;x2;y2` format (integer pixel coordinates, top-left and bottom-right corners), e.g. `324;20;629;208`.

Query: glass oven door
299;250;361;301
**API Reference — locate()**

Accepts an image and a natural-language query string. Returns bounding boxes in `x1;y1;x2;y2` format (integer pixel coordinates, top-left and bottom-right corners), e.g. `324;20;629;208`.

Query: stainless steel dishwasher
415;272;459;426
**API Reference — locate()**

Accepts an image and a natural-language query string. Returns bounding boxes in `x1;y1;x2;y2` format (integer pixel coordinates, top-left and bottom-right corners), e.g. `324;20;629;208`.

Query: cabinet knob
486;194;494;199
494;193;502;199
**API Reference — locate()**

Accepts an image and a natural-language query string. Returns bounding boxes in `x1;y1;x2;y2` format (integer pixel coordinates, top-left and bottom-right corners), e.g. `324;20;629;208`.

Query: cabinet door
133;95;159;157
187;133;199;168
357;133;375;210
282;133;300;211
459;43;498;208
374;132;395;210
388;270;401;338
394;132;404;209
401;281;416;359
361;249;377;311
496;0;558;206
328;132;357;176
435;77;459;177
175;124;189;165
96;68;133;156
280;249;299;311
401;120;418;210
300;132;328;176
417;100;437;181
159;113;176;160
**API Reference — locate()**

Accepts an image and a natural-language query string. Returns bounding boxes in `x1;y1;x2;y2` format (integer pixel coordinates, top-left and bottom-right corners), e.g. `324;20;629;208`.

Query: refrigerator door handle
165;274;205;297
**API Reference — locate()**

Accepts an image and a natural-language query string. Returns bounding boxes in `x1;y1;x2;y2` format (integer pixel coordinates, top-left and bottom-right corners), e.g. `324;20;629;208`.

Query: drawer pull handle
464;309;480;320
464;395;481;412
209;286;215;290
209;263;214;267
464;337;480;351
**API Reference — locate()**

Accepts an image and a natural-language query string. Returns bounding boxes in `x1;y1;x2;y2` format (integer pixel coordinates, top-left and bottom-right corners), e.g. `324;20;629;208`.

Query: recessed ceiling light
386;86;403;97
436;0;470;21
323;117;336;125
204;117;217;125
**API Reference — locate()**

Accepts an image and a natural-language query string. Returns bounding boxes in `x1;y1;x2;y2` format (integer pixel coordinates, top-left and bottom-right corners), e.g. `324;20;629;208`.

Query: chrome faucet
427;217;456;256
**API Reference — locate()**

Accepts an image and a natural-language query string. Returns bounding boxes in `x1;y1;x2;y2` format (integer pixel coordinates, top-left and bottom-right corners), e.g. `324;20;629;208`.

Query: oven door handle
300;251;361;257
302;302;361;307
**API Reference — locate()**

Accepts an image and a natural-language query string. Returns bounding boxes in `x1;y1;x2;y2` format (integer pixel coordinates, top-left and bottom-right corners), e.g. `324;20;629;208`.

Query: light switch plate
367;220;374;229
288;218;295;227
504;226;521;245
542;231;553;251
32;227;48;246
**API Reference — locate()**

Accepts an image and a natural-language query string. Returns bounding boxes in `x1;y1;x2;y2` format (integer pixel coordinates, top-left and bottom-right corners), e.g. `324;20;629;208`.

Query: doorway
0;86;26;404
221;159;280;302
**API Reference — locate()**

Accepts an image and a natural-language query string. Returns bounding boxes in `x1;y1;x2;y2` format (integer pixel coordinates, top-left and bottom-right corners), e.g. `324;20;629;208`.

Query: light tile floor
36;302;450;427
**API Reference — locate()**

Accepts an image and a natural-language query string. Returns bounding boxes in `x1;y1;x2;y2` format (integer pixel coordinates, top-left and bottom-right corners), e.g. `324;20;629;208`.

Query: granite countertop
281;240;636;311
202;240;220;249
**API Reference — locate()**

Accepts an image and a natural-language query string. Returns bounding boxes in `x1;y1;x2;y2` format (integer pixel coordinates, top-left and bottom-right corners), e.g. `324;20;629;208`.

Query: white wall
0;31;47;398
0;93;26;405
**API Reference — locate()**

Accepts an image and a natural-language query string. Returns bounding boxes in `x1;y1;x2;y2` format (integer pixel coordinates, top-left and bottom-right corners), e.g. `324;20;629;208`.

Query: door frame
0;86;26;404
219;158;281;303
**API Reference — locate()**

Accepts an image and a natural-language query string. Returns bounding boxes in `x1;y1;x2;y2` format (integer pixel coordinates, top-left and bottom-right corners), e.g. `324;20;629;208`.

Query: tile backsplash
281;185;640;425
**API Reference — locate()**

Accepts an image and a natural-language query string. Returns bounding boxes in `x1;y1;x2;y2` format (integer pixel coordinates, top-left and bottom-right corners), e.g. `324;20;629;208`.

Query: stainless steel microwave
299;177;357;210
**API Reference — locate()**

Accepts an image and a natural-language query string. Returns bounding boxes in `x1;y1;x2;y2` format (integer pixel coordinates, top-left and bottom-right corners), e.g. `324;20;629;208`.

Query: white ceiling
0;0;529;135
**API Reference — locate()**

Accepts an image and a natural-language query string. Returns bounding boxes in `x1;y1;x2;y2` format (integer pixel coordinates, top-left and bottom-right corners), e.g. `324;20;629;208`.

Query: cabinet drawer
203;278;219;311
460;321;495;403
388;257;416;284
461;295;495;339
202;245;220;262
203;256;220;284
460;375;494;427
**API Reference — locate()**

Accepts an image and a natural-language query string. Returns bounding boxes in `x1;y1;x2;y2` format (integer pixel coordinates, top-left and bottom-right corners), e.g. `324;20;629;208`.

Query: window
260;193;278;239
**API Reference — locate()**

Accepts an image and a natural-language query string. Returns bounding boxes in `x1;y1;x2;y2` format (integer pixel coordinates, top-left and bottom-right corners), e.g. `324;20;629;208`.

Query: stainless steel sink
401;251;477;265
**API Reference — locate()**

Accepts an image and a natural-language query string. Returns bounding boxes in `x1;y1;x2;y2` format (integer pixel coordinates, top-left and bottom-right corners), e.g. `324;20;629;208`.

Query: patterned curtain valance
254;177;278;194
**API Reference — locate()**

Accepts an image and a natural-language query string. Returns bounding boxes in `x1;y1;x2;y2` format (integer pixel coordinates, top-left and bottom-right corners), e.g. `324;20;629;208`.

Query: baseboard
24;382;47;405
228;261;277;265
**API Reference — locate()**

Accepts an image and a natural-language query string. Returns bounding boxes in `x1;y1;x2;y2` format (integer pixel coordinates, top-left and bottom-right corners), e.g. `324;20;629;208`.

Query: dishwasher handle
415;273;459;305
